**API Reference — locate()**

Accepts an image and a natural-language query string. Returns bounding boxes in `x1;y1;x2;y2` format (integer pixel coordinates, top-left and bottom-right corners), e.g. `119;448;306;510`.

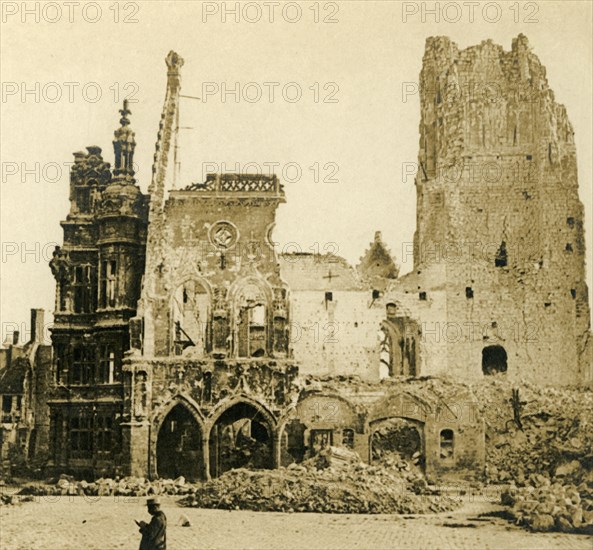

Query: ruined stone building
0;310;51;475
386;35;592;385
5;36;589;481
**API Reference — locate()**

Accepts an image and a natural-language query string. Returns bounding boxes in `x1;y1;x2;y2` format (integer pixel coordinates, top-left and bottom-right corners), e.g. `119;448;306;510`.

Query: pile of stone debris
180;447;460;514
17;474;196;497
471;378;593;487
470;378;593;534
501;474;593;534
13;447;443;516
0;493;35;506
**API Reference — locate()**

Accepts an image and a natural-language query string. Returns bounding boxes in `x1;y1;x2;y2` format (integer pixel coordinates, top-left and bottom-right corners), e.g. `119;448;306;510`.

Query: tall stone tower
47;104;147;475
410;35;591;384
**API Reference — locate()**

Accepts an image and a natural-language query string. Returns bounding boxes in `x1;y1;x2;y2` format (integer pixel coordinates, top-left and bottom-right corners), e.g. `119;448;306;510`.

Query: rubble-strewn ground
179;453;456;514
472;378;593;533
471;378;593;485
10;447;459;515
1;493;592;550
2;377;592;540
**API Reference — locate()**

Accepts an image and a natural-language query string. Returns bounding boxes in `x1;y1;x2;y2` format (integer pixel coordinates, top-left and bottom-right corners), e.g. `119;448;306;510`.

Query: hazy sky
1;0;592;342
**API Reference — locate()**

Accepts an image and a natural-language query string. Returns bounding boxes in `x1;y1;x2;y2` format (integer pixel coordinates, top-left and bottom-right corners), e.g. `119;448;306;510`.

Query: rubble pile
471;378;593;485
372;423;423;467
220;434;271;472
501;475;593;534
0;481;34;506
180;447;459;514
17;474;197;497
14;448;456;514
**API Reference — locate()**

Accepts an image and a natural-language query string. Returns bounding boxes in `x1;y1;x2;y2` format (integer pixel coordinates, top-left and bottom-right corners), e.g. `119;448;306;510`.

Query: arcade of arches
151;387;484;481
155;400;276;481
167;279;289;360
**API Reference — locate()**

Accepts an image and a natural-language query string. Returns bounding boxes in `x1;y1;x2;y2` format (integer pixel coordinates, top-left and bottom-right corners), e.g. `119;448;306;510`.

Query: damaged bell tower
399;34;592;384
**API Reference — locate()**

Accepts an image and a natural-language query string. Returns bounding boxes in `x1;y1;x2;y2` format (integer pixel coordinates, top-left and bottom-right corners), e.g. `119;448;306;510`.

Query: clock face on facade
210;221;238;250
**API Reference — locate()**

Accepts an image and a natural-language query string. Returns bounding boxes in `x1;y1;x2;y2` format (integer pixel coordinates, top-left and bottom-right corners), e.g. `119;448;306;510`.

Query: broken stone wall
140;185;288;360
387;266;449;378
365;384;484;479
405;35;591;385
289;290;385;380
284;392;368;463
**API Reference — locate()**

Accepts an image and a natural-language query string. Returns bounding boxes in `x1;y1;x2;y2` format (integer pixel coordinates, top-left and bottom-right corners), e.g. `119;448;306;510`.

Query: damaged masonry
1;36;591;487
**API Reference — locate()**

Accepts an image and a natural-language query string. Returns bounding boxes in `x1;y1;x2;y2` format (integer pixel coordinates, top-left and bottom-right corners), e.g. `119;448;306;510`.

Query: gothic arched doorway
209;401;274;477
156;404;203;481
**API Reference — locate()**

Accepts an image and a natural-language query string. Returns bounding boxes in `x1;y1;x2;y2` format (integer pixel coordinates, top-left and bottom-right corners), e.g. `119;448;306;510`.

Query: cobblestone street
1;494;591;550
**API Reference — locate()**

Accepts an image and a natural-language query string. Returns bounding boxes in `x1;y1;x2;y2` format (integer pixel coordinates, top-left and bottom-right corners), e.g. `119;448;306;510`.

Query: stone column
121;361;151;477
210;425;220;478
354;432;370;464
272;430;282;469
121;420;150;477
202;434;211;481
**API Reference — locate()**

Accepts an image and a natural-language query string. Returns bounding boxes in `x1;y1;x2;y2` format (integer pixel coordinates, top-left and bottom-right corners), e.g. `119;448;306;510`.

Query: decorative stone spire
357;231;400;290
113;99;136;183
138;51;185;357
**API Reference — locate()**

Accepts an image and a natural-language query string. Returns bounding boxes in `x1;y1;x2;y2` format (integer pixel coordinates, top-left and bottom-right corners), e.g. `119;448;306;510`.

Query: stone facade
44;101;148;478
0;310;51;476
19;36;592;481
385;35;593;386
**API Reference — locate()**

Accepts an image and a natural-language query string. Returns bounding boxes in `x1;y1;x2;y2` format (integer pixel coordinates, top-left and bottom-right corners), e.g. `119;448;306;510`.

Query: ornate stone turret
68;146;111;217
95;104;148;316
112;100;136;183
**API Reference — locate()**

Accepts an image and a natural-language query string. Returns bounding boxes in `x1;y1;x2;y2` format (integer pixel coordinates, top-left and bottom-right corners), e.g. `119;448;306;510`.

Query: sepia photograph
0;1;592;549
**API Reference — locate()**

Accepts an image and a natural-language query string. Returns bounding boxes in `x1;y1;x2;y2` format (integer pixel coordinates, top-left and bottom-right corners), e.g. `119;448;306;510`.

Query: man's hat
147;497;161;506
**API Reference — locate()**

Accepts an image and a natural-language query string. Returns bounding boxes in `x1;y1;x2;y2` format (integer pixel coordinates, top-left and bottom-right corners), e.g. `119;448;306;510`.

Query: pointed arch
228;277;274;358
152;393;206;434
152;394;206;481
206;394;277;432
227;275;273;305
205;394;277;477
368;390;433;426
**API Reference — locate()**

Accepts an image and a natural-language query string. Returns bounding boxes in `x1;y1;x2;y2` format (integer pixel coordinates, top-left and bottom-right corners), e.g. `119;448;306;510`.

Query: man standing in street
136;497;167;550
